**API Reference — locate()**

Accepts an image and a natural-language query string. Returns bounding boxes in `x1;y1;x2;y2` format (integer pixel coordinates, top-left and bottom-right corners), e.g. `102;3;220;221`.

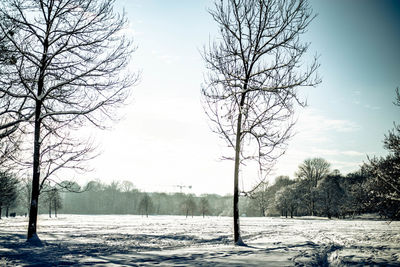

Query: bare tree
199;196;210;218
182;195;197;218
41;183;62;218
295;158;330;216
248;181;269;216
202;0;320;244
139;193;153;218
0;0;138;242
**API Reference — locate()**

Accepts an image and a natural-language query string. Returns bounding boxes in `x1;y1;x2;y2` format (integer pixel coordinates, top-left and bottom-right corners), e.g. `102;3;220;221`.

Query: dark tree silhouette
317;174;344;219
139;193;153;218
365;88;400;219
0;171;19;219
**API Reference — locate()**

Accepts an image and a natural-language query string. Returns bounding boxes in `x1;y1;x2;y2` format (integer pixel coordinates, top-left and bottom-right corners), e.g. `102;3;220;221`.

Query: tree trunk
6;206;9;217
233;92;246;245
0;205;2;219
27;99;43;241
27;28;48;242
311;198;315;216
54;199;57;218
49;201;51;218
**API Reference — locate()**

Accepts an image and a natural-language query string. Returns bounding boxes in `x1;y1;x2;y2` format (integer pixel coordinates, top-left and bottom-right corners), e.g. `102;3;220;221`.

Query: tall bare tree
0;0;138;242
202;0;320;244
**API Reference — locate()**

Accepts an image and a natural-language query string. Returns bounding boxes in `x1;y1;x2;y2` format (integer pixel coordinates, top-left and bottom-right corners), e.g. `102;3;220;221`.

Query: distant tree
18;177;32;216
120;181;137;214
275;188;289;218
0;171;19;218
246;176;295;216
248;182;269;216
41;185;62;218
121;181;135;193
104;181;121;213
52;188;62;218
296;158;330;216
0;0;137;241
202;0;319;245
84;180;105;213
139;193;153;218
287;184;301;218
63;181;111;214
340;171;369;218
274;183;298;218
199;197;210;218
41;185;53;218
317;174;344;219
182;195;197;218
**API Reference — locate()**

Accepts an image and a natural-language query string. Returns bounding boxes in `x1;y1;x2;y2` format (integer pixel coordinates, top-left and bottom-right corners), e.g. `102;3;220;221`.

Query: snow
1;215;399;266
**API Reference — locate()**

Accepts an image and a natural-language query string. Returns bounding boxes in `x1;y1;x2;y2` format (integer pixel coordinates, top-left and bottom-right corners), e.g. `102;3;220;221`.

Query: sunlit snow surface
1;215;399;266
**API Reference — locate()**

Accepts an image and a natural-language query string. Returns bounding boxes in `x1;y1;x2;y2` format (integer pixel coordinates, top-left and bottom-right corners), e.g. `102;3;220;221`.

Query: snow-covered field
1;215;399;266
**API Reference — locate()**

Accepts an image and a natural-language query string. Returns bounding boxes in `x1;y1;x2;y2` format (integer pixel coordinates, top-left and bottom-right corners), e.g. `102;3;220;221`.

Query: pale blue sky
83;0;400;195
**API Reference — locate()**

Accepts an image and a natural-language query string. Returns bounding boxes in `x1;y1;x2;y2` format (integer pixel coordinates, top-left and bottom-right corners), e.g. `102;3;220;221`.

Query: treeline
59;180;234;217
245;167;372;219
1;161;398;219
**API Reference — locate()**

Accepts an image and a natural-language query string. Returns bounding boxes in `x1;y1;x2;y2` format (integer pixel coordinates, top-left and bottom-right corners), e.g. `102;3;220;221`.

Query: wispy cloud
364;104;381;110
323;119;360;132
150;50;180;65
295;108;360;142
350;90;381;110
273;108;366;176
311;148;365;157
